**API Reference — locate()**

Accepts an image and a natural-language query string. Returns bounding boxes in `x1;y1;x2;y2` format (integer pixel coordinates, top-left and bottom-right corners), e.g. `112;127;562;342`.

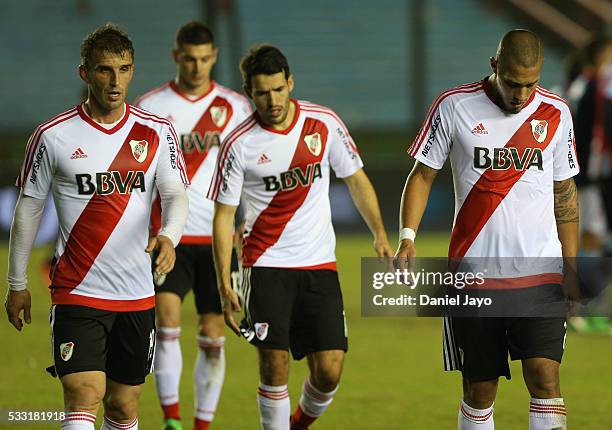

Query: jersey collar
255;99;301;135
483;76;537;113
77;103;130;135
169;80;216;103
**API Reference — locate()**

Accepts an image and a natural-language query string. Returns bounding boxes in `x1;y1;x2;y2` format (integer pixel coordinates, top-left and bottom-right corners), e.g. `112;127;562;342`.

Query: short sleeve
155;123;189;186
407;96;454;169
17;130;55;199
328;117;364;178
553;106;580;181
206;137;244;206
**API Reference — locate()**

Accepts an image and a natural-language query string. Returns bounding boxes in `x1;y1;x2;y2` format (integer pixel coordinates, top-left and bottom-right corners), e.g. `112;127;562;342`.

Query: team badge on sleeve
59;342;75;361
304;133;322;156
129;139;149;163
530;120;548;143
211;106;228;127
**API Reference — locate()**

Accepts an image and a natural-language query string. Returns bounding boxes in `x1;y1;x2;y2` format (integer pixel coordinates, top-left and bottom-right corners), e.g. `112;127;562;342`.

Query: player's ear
78;64;90;84
490;57;498;73
243;84;252;99
172;48;180;64
287;74;294;92
211;46;218;65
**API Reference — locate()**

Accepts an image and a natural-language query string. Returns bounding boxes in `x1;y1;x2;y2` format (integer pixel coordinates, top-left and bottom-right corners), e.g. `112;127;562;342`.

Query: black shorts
239;267;348;360
49;305;156;385
443;315;567;381
154;244;238;315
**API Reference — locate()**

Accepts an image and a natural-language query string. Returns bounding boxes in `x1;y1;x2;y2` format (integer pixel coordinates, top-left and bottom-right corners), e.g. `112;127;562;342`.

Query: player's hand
373;233;394;273
5;289;32;331
394;239;417;272
219;284;242;336
145;235;176;279
563;268;582;318
373;232;394;259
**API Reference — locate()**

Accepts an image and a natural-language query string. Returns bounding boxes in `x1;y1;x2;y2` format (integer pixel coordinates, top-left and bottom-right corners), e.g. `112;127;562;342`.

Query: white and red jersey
408;78;579;285
16;103;188;311
207;99;363;269
135;81;252;244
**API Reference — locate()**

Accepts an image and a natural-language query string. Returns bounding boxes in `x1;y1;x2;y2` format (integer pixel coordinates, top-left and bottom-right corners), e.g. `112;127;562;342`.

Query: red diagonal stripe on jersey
184;96;233;181
150;97;233;234
52;123;160;291
242;118;328;267
448;102;561;258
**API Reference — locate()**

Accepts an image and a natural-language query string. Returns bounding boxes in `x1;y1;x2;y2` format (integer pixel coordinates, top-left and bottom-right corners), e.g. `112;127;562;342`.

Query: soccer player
565;36;612;333
5;24;189;430
134;21;252;430
395;30;579;429
208;45;393;430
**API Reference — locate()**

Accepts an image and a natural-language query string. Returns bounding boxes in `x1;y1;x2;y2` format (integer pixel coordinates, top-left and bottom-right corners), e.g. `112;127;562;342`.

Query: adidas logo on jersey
263;162;322;192
471;123;488;135
70;148;88;159
257;154;271;164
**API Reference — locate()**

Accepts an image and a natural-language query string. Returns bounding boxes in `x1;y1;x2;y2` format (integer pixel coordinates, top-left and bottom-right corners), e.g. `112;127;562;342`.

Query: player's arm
553;178;580;305
212;201;241;335
395;161;439;262
145;180;188;278
553;178;579;257
342;169;392;257
147;123;189;279
552;105;580;305
5;193;46;331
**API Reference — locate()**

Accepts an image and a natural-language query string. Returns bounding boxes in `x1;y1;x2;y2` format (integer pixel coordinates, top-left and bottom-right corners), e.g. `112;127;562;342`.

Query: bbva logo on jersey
180;131;221;154
474;147;543;171
263;162;322;192
75;171;146;195
128;140;148;163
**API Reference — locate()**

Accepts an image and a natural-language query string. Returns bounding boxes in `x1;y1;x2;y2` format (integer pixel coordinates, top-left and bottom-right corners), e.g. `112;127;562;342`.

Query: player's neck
485;74;505;110
175;77;213;97
270;100;297;131
83;99;126;124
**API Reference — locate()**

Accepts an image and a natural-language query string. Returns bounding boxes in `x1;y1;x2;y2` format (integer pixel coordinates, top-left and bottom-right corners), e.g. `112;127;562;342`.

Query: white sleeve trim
7;193;46;291
553;171;579;182
334;159;364;179
413;154;444;170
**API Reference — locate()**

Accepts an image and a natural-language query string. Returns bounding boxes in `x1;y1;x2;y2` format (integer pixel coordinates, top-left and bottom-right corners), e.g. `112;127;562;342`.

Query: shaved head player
396;30;579;430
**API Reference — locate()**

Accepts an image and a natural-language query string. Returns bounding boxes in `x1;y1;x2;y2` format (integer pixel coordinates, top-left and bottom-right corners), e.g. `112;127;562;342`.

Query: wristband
399;227;416;242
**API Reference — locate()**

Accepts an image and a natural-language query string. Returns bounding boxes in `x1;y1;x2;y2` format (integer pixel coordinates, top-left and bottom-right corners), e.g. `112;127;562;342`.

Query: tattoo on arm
553;178;579;225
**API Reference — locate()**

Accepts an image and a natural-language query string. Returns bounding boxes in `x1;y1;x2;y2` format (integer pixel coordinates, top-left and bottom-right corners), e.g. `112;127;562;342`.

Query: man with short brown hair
210;44;392;430
135;20;251;430
6;23;189;430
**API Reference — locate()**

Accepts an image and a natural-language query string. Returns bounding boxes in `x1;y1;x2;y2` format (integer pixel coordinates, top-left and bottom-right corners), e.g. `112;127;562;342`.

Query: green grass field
1;234;611;429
